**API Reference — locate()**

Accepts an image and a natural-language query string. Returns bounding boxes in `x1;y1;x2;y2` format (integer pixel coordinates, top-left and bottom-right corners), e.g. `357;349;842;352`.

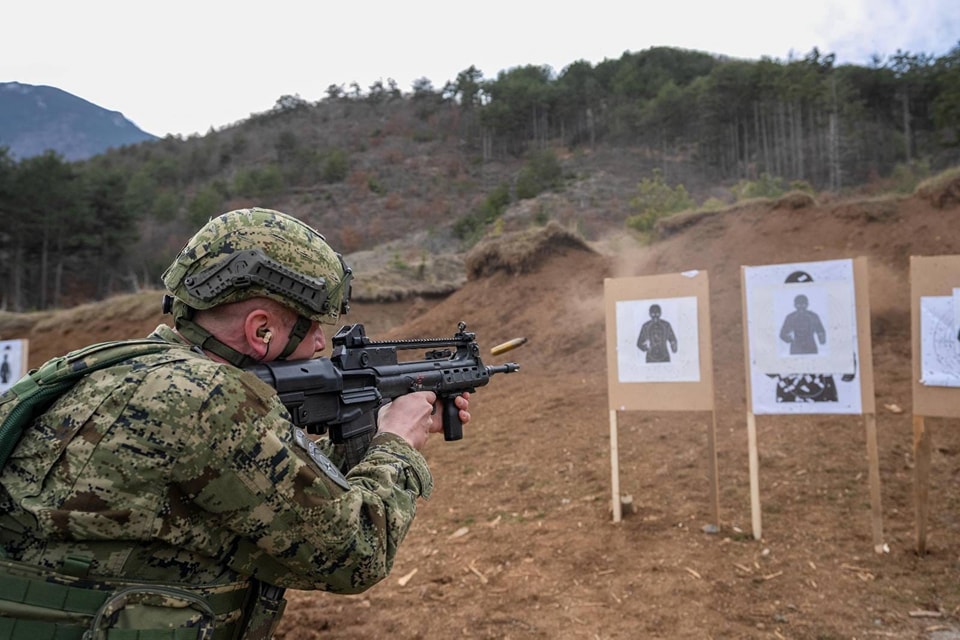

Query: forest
0;44;958;312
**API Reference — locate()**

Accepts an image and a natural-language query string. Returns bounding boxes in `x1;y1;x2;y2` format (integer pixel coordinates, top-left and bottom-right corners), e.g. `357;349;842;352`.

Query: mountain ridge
0;81;158;161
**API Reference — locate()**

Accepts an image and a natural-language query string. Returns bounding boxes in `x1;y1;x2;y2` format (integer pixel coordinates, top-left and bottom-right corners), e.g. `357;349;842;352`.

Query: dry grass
654;208;719;238
0;310;48;339
464;221;595;279
654;191;811;238
34;292;161;331
654;190;820;239
1;292;163;340
830;193;903;221
349;253;466;302
772;189;817;209
915;165;960;208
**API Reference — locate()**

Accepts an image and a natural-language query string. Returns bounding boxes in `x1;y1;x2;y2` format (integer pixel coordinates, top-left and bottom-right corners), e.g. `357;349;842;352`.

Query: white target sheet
919;292;960;387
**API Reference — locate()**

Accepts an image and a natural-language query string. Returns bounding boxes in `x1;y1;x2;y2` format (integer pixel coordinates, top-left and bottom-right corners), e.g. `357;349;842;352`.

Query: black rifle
248;322;520;467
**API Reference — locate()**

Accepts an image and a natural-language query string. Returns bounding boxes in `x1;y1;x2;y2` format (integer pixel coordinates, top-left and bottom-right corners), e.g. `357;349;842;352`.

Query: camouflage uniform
0;322;432;590
0;209;435;637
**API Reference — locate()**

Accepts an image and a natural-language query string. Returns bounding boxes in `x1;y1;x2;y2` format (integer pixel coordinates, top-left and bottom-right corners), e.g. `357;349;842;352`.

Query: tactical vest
0;339;286;639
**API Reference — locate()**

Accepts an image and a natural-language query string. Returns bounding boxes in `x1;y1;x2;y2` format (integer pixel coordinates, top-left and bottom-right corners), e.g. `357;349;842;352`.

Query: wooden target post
909;255;960;554
603;271;719;528
741;258;883;551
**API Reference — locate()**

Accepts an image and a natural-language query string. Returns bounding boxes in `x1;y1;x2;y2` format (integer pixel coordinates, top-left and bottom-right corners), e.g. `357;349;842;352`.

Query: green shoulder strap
0;339;176;471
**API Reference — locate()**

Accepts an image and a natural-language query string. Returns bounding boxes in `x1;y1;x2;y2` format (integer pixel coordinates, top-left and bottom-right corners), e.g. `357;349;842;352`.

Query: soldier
0;208;470;638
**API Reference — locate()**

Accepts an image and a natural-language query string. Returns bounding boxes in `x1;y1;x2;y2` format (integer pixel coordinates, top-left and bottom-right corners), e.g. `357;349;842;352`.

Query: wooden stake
610;409;622;523
747;411;762;540
706;409;721;529
913;414;931;554
863;412;885;552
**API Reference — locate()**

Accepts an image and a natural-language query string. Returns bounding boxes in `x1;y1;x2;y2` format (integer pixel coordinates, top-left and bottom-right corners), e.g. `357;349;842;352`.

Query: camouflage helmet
162;208;351;324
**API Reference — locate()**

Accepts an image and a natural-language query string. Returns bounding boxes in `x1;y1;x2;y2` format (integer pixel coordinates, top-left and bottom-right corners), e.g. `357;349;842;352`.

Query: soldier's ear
243;309;275;354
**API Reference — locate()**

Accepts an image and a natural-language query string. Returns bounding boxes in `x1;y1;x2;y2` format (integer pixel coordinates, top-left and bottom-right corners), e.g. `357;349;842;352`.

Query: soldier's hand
378;392;470;450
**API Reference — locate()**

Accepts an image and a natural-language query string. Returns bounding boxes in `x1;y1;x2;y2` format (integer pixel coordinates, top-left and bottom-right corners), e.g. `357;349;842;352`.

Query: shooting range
603;270;718;526
910;254;960;554
0;339;28;395
741;257;883;550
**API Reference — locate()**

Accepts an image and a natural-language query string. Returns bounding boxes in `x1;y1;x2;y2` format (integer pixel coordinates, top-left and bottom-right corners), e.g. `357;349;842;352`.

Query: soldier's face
286;320;327;359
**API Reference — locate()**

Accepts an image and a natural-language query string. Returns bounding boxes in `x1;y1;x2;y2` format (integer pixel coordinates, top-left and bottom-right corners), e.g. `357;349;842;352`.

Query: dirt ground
5;191;960;639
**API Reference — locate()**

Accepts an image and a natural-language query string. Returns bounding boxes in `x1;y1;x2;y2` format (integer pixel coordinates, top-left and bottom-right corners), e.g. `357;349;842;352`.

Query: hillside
7;49;959;315
3;178;960;638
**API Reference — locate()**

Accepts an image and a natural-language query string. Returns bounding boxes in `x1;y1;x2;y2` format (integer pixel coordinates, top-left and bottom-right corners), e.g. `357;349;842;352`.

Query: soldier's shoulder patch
293;428;350;491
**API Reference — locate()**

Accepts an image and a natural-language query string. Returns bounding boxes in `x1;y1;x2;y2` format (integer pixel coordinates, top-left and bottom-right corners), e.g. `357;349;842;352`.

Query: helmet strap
170;301;260;369
277;316;312;360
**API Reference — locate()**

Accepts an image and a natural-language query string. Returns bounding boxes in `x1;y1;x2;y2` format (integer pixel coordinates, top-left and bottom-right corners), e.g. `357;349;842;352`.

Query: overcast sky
3;0;957;138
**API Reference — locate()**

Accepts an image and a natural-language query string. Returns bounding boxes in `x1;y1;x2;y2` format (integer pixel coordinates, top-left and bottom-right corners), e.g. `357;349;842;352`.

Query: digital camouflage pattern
162;208;350;325
0;554;253;638
0;324;432;592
